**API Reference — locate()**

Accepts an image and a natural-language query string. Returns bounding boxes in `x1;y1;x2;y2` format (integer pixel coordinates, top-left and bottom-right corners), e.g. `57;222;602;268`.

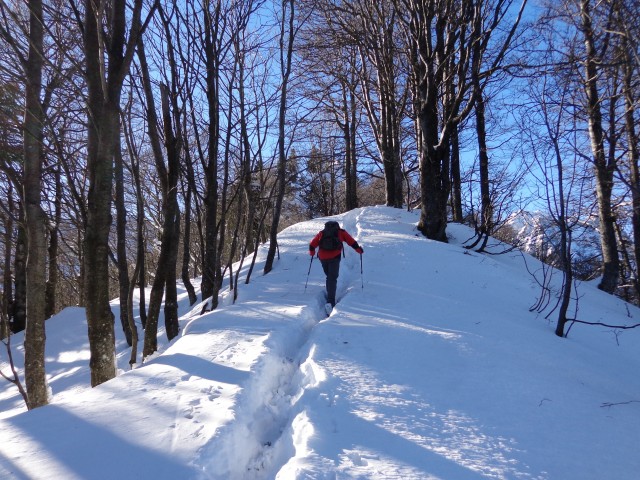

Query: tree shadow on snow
3;404;197;479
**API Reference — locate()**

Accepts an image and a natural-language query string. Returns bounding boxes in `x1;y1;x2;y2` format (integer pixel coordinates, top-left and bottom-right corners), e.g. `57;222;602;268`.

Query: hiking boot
324;303;333;316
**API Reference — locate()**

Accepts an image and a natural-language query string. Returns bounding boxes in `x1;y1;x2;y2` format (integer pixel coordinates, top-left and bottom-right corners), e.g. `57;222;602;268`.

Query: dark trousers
320;256;341;306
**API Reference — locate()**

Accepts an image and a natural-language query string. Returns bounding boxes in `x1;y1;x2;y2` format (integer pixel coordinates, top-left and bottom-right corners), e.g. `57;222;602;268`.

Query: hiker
309;221;363;312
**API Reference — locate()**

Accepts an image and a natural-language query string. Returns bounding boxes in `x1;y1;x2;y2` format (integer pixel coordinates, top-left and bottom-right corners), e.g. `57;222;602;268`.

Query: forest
0;0;639;409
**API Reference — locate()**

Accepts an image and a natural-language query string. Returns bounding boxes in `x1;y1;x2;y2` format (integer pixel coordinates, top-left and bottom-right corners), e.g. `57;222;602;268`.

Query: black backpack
319;221;342;251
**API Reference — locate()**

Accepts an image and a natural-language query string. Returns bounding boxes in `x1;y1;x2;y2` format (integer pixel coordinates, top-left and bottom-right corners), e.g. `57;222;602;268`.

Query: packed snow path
195;212;367;478
0;206;639;479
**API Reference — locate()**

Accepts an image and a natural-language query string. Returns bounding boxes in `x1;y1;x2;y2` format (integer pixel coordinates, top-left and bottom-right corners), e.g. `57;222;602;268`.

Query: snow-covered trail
193;293;323;478
194;209;371;479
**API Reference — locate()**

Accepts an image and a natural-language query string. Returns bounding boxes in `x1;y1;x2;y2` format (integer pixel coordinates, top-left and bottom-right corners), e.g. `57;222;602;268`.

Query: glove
355;247;364;254
309;248;315;256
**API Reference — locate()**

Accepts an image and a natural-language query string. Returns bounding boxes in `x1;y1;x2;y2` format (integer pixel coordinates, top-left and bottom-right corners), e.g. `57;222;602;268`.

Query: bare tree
114;134;132;346
21;0;48;409
0;0;48;407
297;9;362;212
466;0;528;251
577;0;620;293
199;0;225;306
394;0;478;241
0;81;21;335
614;4;640;300
264;0;296;274
530;79;589;336
137;16;181;357
1;185;15;338
80;0;154;386
319;0;406;208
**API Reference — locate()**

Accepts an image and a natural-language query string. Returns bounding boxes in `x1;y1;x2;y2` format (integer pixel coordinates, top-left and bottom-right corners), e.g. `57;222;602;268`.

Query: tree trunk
342;81;358;211
139;36;179;355
23;0;48;409
200;2;221;306
623;42;640;299
552;106;573;338
160;81;181;342
238;46;256;270
82;0;148;386
114;129;132;346
348;84;358;210
580;0;619;294
126;253;141;367
416;110;450;242
2;188;15;336
164;212;180;341
340;1;403;209
45;166;61;319
475;88;493;250
13;215;26;333
181;175;197;306
83;98;119;386
126;136;147;328
264;0;295;275
179;113;197;306
450;124;463;222
404;0;459;242
555;226;574;338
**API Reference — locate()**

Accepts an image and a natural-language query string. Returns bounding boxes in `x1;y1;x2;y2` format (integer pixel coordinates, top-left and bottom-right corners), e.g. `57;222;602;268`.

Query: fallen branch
600;400;640;408
567;319;640;330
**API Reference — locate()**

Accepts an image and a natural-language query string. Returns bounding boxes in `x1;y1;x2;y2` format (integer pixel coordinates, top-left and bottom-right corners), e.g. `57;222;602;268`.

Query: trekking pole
360;254;364;290
304;254;314;293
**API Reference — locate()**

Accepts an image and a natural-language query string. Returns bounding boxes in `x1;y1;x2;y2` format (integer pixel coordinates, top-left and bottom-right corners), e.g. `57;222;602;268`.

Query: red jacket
309;228;359;260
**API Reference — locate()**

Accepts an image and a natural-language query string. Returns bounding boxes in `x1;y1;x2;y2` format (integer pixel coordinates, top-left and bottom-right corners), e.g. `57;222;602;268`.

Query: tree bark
23;0;48;409
450;124;463;222
580;0;619;294
2;187;15;337
403;0;462;242
82;0;148;386
83;98;119;386
179;107;197;306
180;172;197;306
550;94;573;338
114;130;132;345
264;0;295;275
200;2;221;306
347;83;359;210
123;117;148;328
474;88;493;250
139;35;180;355
45;165;61;319
622;39;640;299
160;81;181;342
13;220;26;333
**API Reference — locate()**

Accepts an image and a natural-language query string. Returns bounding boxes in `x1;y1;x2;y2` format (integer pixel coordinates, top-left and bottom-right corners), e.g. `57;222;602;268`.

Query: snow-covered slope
0;206;638;479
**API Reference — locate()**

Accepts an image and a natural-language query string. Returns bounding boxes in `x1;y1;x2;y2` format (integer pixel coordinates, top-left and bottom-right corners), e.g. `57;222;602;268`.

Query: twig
1;313;29;408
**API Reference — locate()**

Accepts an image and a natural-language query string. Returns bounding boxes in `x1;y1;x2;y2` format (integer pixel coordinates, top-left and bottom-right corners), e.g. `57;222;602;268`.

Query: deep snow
0;206;638;479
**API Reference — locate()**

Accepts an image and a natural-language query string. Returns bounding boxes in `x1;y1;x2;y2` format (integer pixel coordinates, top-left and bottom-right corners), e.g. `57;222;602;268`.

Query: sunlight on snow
328;358;542;479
